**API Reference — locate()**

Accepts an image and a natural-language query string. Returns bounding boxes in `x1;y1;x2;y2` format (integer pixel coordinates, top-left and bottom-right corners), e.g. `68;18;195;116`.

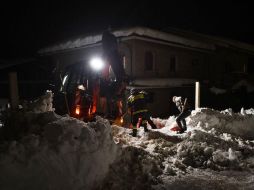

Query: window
144;51;154;71
248;58;254;74
224;62;232;73
169;56;176;72
192;58;199;66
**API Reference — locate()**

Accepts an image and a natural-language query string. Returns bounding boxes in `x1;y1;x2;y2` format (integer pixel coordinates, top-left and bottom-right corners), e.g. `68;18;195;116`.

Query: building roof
38;26;254;55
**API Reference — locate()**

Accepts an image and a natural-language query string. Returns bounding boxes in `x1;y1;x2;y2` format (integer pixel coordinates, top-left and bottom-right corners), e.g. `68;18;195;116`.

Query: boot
182;126;187;132
132;129;137;137
148;119;157;129
177;130;184;134
177;128;185;134
144;126;149;132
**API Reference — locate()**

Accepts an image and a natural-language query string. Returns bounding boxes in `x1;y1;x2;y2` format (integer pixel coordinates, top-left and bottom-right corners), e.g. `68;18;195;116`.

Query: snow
129;78;196;88
38;26;216;54
210;86;227;95
232;79;254;93
209;80;254;95
1;91;254;189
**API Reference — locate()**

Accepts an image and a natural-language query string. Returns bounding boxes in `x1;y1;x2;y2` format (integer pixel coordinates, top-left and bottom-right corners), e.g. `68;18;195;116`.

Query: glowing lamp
75;105;81;115
90;57;104;71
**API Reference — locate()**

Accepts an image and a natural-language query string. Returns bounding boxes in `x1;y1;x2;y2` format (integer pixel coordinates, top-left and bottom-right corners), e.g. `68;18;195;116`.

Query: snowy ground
0;92;254;190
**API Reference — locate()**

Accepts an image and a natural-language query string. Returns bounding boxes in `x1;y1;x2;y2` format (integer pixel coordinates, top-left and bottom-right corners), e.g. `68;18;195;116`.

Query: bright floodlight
90;57;104;71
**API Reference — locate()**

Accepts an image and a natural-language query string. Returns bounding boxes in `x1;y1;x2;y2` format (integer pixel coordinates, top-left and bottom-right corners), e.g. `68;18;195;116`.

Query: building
0;59;53;109
38;26;254;116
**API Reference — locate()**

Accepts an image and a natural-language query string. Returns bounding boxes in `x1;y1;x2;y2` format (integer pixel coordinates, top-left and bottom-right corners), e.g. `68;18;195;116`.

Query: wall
43;36;254;117
131;39;210;80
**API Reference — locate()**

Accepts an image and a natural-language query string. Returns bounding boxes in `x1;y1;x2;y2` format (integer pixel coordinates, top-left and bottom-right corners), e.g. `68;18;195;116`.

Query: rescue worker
172;96;191;134
127;89;157;137
74;84;93;120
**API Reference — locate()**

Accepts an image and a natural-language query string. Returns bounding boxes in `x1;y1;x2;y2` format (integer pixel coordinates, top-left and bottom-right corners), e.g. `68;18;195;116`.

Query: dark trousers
176;110;191;130
132;111;157;130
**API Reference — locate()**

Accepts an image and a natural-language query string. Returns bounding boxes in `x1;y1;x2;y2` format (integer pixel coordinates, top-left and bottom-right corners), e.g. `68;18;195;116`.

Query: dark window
169;56;176;72
248;58;254;74
224;62;232;73
192;58;199;66
144;51;153;71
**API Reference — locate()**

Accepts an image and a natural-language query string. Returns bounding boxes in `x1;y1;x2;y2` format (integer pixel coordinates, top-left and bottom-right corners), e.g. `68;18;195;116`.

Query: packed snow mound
22;90;55;113
1;90;254;190
0;111;120;190
106;108;254;189
157;108;254;172
189;108;254;140
232;80;254;93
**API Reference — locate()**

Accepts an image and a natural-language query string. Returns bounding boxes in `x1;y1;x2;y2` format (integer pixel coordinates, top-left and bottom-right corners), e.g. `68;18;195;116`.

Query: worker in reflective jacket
127;89;157;137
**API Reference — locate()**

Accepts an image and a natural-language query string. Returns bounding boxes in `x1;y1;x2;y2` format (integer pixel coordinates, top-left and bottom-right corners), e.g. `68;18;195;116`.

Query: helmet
77;85;85;91
130;88;138;95
172;96;177;103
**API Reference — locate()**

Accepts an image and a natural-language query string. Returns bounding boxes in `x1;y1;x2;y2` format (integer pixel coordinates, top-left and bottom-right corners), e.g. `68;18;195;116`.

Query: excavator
53;29;128;123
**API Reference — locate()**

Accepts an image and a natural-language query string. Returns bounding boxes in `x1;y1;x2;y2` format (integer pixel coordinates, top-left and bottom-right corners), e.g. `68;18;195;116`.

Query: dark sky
1;0;254;60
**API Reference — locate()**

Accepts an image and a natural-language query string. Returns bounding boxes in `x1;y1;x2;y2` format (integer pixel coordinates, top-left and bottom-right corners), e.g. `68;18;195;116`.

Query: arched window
144;51;154;71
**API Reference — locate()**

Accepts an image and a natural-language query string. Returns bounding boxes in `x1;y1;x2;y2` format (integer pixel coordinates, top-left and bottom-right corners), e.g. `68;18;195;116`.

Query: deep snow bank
107;107;254;189
173;108;254;171
1;91;254;190
190;108;254;140
0;113;120;190
0;92;120;190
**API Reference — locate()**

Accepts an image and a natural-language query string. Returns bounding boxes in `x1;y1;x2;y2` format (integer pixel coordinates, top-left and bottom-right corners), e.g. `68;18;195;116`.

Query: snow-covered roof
38;26;216;54
0;58;36;70
164;27;254;54
38;26;254;55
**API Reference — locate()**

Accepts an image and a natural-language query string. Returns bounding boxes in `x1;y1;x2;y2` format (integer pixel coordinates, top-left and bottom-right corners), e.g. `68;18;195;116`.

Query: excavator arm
101;30;126;84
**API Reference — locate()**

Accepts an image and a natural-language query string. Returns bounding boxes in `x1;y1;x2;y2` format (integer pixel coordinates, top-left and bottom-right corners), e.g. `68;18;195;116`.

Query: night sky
1;0;254;61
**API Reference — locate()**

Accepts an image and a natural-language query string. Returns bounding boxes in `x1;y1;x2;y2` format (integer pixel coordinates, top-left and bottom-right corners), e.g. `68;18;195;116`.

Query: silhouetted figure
172;96;191;134
101;28;125;86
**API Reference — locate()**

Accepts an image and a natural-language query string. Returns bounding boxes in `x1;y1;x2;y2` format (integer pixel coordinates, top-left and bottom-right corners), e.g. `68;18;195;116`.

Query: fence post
9;72;19;110
195;81;200;109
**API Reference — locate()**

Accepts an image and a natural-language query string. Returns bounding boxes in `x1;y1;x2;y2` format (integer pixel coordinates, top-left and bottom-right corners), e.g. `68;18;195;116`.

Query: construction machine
53;30;128;122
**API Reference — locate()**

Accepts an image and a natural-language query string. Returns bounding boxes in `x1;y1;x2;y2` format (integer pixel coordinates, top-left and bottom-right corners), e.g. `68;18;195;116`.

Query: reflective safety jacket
127;91;149;115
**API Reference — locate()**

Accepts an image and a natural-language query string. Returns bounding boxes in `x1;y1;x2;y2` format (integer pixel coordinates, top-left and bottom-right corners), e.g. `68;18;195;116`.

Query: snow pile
189;108;254;140
107;108;254;189
22;90;55;113
0;115;120;190
232;80;254;93
1;90;254;190
166;107;254;171
0;99;120;189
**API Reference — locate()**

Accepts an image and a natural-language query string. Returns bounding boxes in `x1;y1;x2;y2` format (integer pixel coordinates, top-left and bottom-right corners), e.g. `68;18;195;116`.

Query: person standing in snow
127;89;157;137
172;96;191;134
